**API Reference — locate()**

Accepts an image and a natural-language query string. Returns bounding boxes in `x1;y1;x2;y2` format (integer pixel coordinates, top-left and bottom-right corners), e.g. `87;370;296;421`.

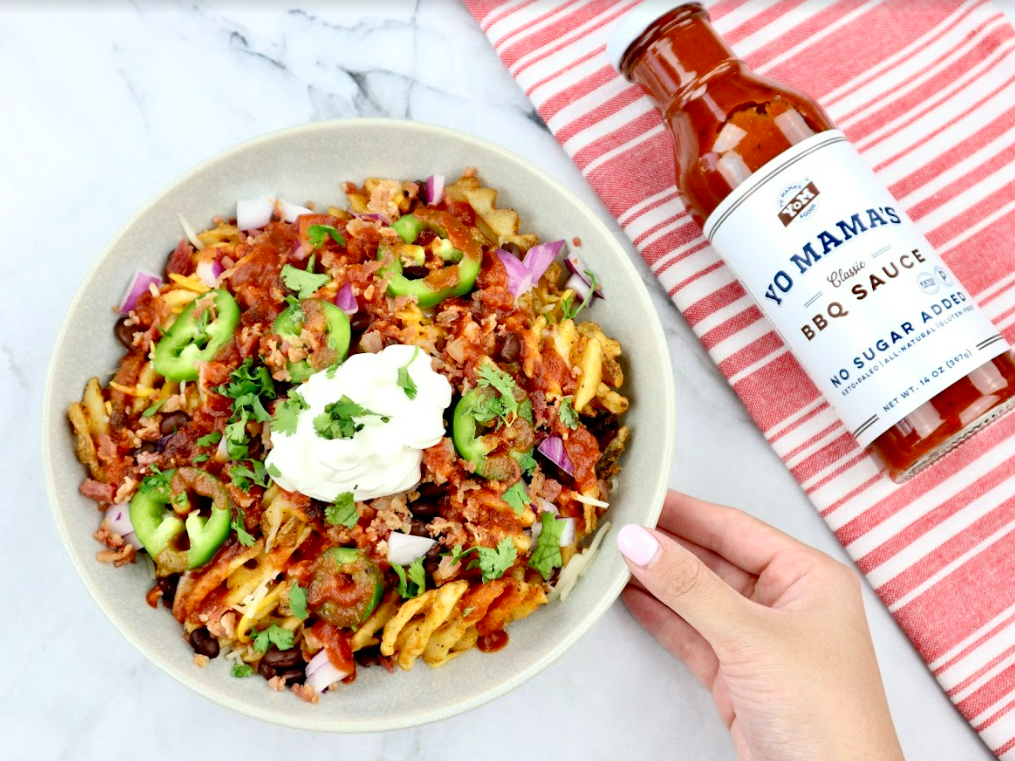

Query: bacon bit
113;477;138;504
146;585;163;609
360;331;383;354
193;654;210;668
267;676;287;692
97;544;136;567
572;236;581;246
291;683;320;703
346;217;382;238
367;179;405;220
80;479;116;504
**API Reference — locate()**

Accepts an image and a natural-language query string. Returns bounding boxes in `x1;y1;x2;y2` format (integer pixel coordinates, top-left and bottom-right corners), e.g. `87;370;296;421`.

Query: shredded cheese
109;381;156;398
177;212;205;250
548;521;611;603
169;273;211;293
573;493;609;508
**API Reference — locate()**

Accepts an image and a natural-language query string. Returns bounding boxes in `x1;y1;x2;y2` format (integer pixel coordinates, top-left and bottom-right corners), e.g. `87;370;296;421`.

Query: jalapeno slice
379;209;483;308
272;298;351;381
129;467;233;571
153;289;240;381
306;547;383;628
452;388;534;480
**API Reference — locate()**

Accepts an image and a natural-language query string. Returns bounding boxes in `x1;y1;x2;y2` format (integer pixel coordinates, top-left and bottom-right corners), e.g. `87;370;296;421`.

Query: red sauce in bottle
612;3;1015;481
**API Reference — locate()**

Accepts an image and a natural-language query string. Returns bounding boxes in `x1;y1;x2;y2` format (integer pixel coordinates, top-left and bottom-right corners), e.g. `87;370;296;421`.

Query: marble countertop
2;1;1010;758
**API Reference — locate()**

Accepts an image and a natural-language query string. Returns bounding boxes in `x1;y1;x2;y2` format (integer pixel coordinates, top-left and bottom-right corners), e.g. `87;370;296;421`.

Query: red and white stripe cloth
464;0;1015;755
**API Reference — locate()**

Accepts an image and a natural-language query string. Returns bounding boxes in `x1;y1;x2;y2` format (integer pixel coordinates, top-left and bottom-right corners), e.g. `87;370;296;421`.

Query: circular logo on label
776;180;819;224
918;272;940;295
935;266;953;288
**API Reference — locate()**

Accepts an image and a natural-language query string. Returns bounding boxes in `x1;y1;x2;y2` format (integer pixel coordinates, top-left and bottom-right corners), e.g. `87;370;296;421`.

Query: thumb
616;523;753;649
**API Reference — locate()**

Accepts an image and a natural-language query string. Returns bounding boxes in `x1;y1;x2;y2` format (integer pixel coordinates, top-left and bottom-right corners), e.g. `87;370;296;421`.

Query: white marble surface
2;1;1011;759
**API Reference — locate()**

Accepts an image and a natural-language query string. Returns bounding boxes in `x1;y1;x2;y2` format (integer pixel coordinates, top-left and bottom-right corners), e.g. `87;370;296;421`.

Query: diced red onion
195;258;224;287
335;281;358;315
387;532;435;565
305;649;353;694
425;174;445;206
496;248;533;298
353;212;390;225
237;195;274;230
523;239;564;283
104;504;143;550
119;270;163;314
565;272;592;301
279;198;312;223
563;253;604;298
537;435;574;476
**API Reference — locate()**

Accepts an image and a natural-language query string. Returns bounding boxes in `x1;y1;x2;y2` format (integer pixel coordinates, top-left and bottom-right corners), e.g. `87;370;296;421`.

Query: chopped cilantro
558;397;579;430
288;582;308;621
307;224;346;249
231;663;255;678
141;397;166;418
476;362;520;420
397;347;420;400
267;462;282;479
462;607;475;618
231;507;256;547
453;538;517;583
224;413;250;460
512;450;537;476
219;359;276;402
281;254;330;299
252;624;294;653
230;460;269;493
313;395;388;440
195;431;222;447
528;511;565;580
502;481;531;514
193;454;210;463
392;557;426;599
325;492;358;528
519;398;533;424
561;270;598;320
271;390;309;437
141;465;171;493
232;392;271;423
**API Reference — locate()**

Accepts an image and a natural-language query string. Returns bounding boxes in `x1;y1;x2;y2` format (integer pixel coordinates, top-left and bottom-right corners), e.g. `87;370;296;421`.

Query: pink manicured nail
616;524;660;568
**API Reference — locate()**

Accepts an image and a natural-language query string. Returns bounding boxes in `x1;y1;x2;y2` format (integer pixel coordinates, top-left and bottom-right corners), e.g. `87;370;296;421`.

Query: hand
617;490;905;761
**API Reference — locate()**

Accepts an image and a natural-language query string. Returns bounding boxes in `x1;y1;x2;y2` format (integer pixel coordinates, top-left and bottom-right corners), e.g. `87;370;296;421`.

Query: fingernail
616;524;660;568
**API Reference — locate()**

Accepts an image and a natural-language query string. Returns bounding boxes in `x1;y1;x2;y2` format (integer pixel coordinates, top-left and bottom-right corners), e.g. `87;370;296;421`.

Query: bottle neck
620;4;740;114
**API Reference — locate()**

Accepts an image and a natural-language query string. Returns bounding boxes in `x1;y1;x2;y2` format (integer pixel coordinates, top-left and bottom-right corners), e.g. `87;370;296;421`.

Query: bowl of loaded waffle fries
43;119;675;730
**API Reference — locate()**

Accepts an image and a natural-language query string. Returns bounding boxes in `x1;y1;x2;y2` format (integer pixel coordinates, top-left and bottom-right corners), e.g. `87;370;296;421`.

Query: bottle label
703;130;1008;448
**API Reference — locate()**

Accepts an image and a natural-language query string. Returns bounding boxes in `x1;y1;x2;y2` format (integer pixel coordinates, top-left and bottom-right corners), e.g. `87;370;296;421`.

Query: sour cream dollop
266;345;452;502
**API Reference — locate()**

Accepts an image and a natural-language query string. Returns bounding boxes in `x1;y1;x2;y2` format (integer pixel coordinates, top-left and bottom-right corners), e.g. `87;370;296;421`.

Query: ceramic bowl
42;118;676;731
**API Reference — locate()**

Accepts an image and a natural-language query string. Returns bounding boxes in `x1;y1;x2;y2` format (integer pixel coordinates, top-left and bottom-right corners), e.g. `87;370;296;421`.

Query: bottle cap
606;1;697;74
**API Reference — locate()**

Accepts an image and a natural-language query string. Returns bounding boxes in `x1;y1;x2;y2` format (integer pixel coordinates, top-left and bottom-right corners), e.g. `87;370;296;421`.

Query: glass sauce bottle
609;2;1015;482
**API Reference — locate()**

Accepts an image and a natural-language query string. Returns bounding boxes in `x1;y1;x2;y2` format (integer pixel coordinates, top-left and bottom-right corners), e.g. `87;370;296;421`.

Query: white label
703;130;1007;447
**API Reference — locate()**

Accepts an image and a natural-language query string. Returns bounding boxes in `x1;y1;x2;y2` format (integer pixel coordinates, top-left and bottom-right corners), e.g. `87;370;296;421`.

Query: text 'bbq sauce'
608;2;1015;482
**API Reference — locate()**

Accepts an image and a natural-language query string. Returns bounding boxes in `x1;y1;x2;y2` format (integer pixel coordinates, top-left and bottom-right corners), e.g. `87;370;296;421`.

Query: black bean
497;332;521;363
355;646;384;668
189;627;220;659
138;442;158;455
258;660;304;684
424;543;442;583
408;519;430;538
409;500;438;520
114;317;136;349
416;482;442;499
349;311;372;333
501;241;524;258
157;574;179;608
160;411;189;435
403;266;429;279
261;647;303;669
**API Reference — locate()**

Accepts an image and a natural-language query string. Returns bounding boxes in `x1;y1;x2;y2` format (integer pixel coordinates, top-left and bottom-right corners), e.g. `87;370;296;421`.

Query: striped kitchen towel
463;0;1015;756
